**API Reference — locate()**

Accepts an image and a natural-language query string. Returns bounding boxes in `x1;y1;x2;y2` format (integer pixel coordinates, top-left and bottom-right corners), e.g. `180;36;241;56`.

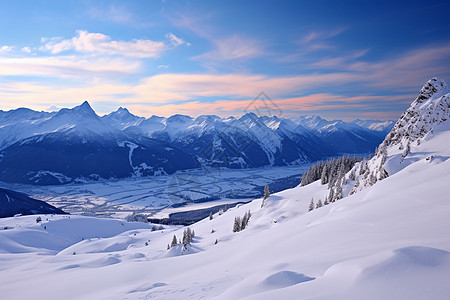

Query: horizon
3;99;398;123
1;1;449;120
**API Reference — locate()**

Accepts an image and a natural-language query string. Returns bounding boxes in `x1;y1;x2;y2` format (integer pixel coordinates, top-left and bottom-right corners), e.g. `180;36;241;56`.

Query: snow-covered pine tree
309;198;315;211
171;235;178;247
316;199;323;208
263;185;270;200
328;187;335;203
233;216;242;232
261;185;270;208
209;211;213;220
241;210;251;230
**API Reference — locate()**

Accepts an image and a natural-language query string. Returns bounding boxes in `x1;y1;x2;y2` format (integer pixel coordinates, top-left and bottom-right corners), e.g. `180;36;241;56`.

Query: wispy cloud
42;30;171;58
0;56;140;77
194;35;265;62
166;33;190;47
174;13;266;69
310;43;450;90
301;28;345;44
0;45;13;52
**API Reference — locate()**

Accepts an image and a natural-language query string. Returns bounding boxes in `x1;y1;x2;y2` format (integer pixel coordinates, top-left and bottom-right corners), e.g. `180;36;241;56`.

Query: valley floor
0;165;309;219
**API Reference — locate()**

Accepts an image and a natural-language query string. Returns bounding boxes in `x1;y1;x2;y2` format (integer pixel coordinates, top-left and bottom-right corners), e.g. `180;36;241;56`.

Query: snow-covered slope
103;107;145;130
351;119;394;132
0;79;449;299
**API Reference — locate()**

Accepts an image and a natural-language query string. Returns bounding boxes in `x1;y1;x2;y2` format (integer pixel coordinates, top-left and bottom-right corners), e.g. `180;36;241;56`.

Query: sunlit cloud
42;30;186;58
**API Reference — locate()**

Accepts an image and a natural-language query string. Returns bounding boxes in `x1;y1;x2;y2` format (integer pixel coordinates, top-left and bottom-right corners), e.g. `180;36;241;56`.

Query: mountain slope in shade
0;188;65;218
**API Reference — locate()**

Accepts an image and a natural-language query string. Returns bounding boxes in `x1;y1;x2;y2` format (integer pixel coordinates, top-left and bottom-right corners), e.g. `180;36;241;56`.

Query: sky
0;0;449;120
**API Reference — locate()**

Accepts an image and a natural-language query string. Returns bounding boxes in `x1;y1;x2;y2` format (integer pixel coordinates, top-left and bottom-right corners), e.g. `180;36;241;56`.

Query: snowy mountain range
0;78;449;299
0;101;392;185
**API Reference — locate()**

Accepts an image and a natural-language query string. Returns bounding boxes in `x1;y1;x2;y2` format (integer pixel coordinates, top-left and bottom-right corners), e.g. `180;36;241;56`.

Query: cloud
21;47;31;53
196;35;265;62
310;44;450;90
124;92;412;120
0;45;13;52
301;28;346;44
0;56;140;77
166;33;190;47
173;14;265;66
42;30;185;58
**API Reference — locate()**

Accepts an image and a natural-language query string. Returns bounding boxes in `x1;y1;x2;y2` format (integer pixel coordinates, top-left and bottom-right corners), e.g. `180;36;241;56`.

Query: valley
0;165;310;219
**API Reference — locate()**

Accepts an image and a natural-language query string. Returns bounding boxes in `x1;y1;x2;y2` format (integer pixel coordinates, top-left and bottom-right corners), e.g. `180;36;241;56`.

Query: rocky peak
348;78;450;194
414;78;448;106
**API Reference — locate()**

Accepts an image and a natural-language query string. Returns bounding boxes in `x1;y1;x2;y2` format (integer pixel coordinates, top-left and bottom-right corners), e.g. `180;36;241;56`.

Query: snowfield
0;122;449;299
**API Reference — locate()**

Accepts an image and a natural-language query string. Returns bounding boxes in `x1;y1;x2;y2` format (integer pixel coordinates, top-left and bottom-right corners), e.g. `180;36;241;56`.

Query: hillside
0;188;66;218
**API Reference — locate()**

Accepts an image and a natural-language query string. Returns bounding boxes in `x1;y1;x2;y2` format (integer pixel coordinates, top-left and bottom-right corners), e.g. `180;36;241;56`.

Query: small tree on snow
209;211;213;220
324;196;329;205
261;185;270;208
171;235;178;247
402;141;411;158
309;198;315;211
241;210;251;230
316;199;323;209
36;216;42;223
233;216;242;232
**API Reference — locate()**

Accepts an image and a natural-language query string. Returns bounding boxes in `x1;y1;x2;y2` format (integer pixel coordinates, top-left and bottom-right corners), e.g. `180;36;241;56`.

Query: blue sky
0;0;449;120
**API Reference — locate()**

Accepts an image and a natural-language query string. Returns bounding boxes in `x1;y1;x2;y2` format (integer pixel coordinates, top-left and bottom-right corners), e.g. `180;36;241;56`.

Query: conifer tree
233;216;242;232
171;235;178;247
261;185;270;208
309;198;315;211
316;199;323;208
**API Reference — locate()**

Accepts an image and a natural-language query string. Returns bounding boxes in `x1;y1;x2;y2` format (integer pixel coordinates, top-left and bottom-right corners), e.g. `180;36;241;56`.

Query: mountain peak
117;107;129;113
72;101;96;115
80;100;92;109
384;78;449;148
415;78;448;105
